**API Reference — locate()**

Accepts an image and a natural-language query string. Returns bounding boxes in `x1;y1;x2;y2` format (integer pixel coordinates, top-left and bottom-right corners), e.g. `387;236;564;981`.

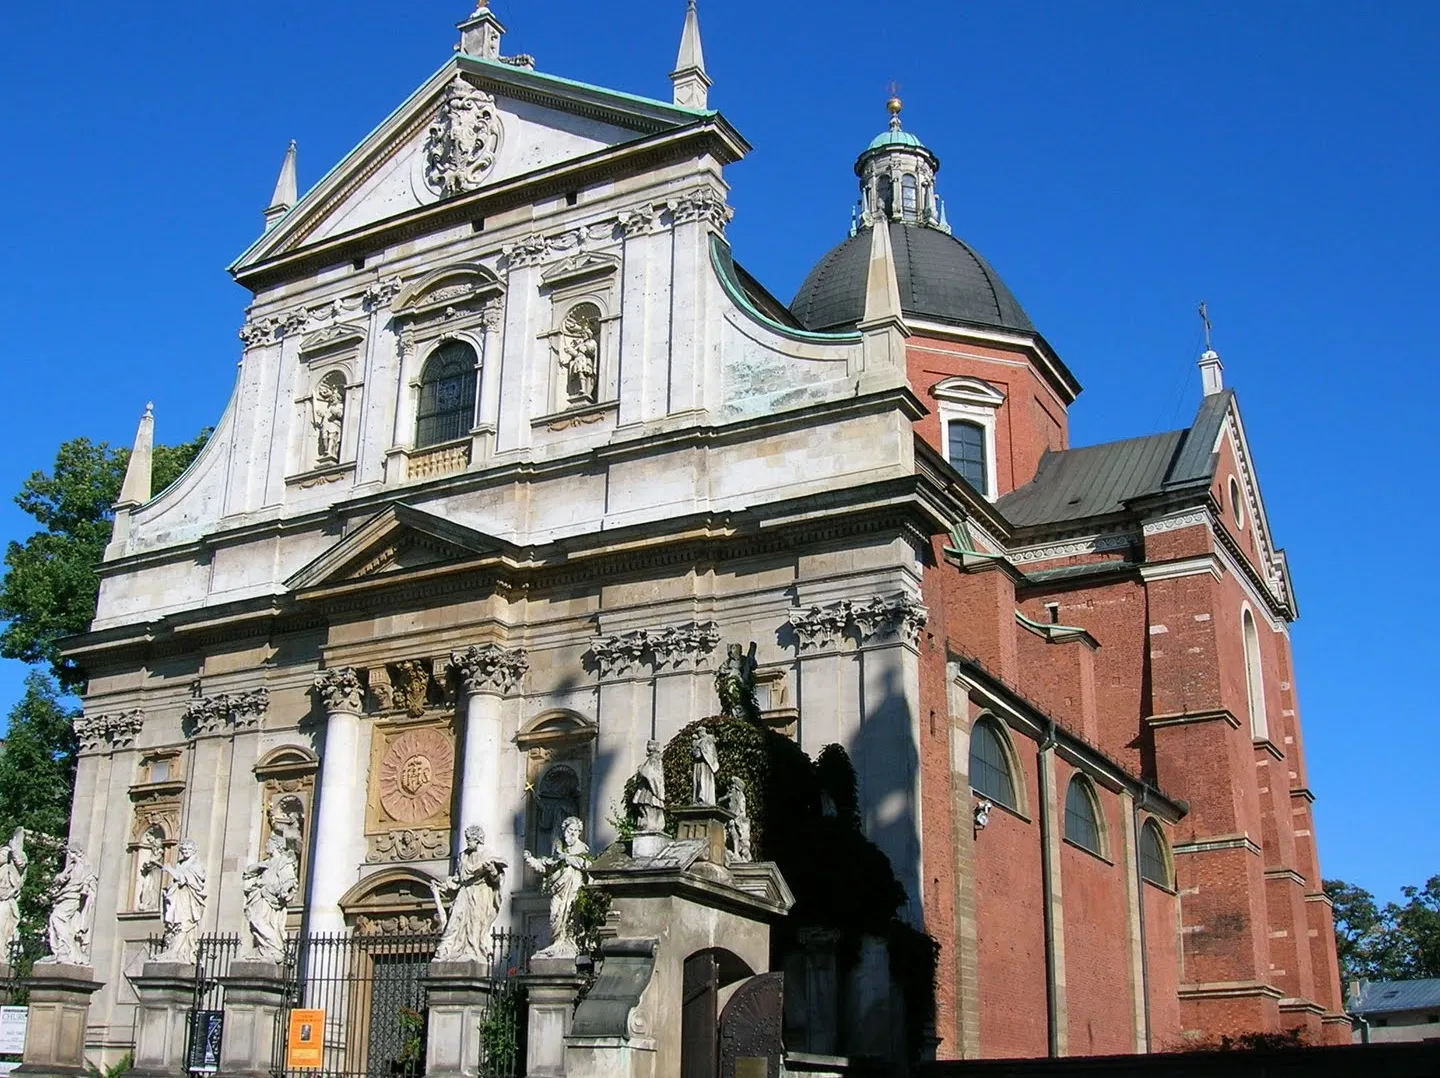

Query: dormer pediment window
931;377;1005;499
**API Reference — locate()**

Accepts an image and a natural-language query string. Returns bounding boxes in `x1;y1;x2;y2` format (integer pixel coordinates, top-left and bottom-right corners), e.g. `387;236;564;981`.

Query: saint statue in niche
135;826;165;911
312;374;346;466
534;766;582;857
557;304;601;405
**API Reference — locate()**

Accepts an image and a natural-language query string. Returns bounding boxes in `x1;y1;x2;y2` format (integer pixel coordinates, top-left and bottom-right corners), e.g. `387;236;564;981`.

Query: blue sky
0;2;1435;904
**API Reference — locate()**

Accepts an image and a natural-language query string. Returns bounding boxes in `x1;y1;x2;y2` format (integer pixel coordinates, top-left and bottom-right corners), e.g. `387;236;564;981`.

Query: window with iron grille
1064;776;1102;854
947;419;988;495
1139;819;1170;888
416;341;478;449
968;719;1015;810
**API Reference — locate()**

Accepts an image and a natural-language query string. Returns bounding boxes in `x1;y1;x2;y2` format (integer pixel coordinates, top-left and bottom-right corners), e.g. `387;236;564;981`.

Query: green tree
0;671;78;934
1326;878;1392;981
1326;876;1440;984
0;431;209;690
1389;876;1440;979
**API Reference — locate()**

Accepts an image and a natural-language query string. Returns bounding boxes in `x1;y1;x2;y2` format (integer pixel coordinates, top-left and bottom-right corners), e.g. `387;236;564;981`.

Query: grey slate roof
790;222;1034;335
1353;978;1440;1015
996;391;1236;528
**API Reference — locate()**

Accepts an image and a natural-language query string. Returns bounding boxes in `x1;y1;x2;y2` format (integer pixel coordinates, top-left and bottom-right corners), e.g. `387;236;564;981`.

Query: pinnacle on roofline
671;0;711;111
116;403;156;509
263;140;297;232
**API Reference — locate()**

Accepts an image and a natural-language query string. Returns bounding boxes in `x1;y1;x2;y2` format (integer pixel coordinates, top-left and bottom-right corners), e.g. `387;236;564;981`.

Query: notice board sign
0;1007;26;1055
186;1010;223;1074
286;1010;325;1070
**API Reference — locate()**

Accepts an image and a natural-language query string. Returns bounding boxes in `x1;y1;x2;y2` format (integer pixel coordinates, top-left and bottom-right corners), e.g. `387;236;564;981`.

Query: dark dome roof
790;222;1034;335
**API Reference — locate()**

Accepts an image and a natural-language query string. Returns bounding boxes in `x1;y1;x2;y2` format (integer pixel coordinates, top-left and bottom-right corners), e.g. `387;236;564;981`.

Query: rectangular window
947;420;988;495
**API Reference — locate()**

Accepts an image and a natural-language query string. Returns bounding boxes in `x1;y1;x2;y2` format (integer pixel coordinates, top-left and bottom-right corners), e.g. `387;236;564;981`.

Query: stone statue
135;827;164;911
242;835;298;964
724;779;753;864
715;642;760;722
312;376;345;465
0;827;28;958
157;840;207;965
557;305;600;404
692;728;719;807
268;796;305;857
40;845;97;966
431;825;507;965
524;817;590;959
629;740;667;834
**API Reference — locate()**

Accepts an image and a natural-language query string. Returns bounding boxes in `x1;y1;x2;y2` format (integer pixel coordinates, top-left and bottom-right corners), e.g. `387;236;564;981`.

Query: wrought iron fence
479;931;533;1078
3;935;50;1005
271;932;440;1078
184;935;241;1075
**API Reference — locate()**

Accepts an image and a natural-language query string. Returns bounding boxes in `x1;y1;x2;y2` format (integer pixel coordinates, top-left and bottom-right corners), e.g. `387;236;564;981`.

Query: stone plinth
129;963;196;1078
217;961;288;1078
629;832;669;860
518;956;588;1078
670;805;732;866
421;960;491;1078
13;963;102;1078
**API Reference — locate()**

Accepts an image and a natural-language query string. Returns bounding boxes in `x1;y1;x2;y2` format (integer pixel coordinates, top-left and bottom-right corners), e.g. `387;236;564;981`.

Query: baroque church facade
67;1;1347;1062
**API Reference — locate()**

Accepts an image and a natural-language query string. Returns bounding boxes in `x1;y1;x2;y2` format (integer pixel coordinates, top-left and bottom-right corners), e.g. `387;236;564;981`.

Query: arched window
968;718;1016;810
947;420;988;495
1063;776;1102;854
878;176;894;217
416;341;478;449
1139;819;1171;888
901;174;918;219
1242;606;1268;740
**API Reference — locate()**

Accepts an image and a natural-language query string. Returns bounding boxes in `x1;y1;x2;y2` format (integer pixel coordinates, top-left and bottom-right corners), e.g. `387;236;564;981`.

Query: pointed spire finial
671;0;711;111
458;2;506;58
887;85;904;132
1197;300;1224;395
263;140;298;232
116;403;156;510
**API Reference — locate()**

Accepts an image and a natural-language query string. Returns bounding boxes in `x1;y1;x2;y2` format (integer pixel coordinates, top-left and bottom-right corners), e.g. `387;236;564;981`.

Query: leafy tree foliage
1326;876;1440;982
0;431;209;690
0;671;77;933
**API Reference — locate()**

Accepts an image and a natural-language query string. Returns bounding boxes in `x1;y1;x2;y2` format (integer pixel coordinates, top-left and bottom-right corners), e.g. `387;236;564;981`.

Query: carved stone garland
74;711;145;754
183;690;269;737
788;595;929;651
450;644;529;696
312;668;366;714
424;75;502;196
589;622;722;678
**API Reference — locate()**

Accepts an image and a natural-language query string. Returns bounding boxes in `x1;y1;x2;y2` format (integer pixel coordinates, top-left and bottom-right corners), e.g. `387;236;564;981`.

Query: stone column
519;957;588;1078
217;961;290;1078
14;964;103;1078
422;961;492;1078
450;645;528;845
309;668;367;934
128;963;196;1078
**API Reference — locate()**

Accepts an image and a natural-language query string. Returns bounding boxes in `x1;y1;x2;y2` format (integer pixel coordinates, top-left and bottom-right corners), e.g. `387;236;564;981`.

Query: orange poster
286;1010;325;1070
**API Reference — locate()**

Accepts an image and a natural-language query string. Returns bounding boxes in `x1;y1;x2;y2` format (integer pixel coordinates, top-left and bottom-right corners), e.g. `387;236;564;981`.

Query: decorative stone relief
424;75;502;196
618;205;662;238
450;644;529;696
183;690;269;737
377;727;454;826
74;710;145;753
669;186;734;232
362;276;404;310
366;828;450;865
502;222;617;271
589;621;722;677
312;668;365;714
1141;510;1210;536
788;595;929;651
555;303;601;405
311;371;347;466
392;661;434;718
357;913;438;937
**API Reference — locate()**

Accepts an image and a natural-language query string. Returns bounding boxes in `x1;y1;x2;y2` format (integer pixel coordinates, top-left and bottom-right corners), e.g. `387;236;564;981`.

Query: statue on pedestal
524;817;590;959
714;643;760;722
692;728;719;807
431;825;507;965
629;740;667;834
724;779;753;864
242;835;298;964
157;840;208;965
40;845;97;966
0;828;28;958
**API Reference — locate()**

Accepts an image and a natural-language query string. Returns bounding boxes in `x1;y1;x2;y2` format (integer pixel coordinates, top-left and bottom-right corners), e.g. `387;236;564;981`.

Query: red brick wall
1143;876;1183;1048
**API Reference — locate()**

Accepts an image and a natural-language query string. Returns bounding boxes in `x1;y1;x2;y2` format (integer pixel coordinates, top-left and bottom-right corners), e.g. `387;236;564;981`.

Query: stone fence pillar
519;956;588;1078
309;669;367;934
13;964;102;1078
422;960;491;1078
217;961;289;1078
129;963;196;1078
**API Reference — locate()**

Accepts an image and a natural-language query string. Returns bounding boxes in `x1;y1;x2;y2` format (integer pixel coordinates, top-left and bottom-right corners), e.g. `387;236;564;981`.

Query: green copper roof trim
1015;610;1090;637
710;236;862;345
942;521;1006;562
460;54;717;120
868;129;925;151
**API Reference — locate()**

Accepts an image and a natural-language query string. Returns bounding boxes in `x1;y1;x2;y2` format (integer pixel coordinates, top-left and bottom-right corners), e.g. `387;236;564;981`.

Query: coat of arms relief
424;75;503;196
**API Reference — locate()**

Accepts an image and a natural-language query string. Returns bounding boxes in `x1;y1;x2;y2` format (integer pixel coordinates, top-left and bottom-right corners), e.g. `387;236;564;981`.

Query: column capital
451;644;529;697
312;667;366;714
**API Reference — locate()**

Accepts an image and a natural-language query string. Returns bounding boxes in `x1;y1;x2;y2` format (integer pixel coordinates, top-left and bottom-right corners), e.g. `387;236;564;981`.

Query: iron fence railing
3;936;51;1006
479;931;533;1078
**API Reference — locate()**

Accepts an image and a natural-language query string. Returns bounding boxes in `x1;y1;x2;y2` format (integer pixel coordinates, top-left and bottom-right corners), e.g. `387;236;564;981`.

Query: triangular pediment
234;56;711;275
286;504;518;592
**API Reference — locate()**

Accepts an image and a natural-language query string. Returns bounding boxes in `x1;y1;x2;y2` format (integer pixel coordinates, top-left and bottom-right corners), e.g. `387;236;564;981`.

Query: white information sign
0;1006;27;1055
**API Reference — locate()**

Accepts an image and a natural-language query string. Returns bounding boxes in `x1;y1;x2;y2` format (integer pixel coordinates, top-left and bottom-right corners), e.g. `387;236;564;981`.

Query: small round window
1229;476;1244;528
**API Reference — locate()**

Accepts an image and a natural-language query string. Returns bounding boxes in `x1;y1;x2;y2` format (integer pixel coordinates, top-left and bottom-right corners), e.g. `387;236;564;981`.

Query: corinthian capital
451;644;529;696
312;668;366;714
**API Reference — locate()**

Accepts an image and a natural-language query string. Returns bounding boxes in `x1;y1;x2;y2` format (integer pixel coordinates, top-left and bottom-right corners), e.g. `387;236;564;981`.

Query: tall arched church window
1242;607;1268;740
968;718;1016;810
1063;776;1103;855
416;341;478;449
1139;820;1172;888
901;174;918;219
947;420;988;496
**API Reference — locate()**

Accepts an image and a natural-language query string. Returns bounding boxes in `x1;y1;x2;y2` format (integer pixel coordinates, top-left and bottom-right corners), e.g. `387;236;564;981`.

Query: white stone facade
68;10;936;1049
